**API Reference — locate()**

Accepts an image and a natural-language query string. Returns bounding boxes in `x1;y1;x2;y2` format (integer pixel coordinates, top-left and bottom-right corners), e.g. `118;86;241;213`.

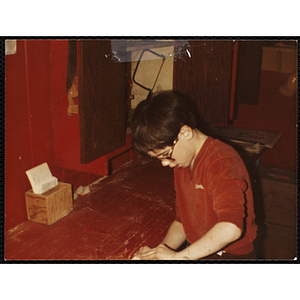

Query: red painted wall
50;40;134;176
5;40;135;230
5;40;59;230
50;40;111;176
232;71;297;171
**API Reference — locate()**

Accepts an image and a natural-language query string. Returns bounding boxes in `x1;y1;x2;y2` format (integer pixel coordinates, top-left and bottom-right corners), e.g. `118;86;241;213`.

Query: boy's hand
133;244;177;260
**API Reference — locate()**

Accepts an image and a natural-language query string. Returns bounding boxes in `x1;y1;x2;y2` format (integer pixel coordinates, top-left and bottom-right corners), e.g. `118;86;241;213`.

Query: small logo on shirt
195;184;204;190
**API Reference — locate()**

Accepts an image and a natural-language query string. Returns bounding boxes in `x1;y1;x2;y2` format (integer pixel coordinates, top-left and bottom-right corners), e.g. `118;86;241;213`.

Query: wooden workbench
5;156;176;260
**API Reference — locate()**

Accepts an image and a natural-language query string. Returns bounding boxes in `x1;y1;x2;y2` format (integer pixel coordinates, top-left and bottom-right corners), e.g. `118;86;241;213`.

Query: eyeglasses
155;138;178;161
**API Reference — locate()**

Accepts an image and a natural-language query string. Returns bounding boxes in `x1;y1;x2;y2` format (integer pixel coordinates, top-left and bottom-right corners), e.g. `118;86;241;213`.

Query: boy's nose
161;159;170;167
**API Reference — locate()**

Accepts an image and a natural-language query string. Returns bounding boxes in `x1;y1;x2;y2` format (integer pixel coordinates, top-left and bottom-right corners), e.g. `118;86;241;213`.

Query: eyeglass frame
155;137;178;161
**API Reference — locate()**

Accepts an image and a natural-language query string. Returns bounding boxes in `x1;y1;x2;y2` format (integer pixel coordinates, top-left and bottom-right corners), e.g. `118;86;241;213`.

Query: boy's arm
161;220;187;250
133;220;186;259
174;221;242;260
135;221;241;260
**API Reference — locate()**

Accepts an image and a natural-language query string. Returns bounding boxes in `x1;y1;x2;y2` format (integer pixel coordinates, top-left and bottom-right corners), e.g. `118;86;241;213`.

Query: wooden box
25;182;73;225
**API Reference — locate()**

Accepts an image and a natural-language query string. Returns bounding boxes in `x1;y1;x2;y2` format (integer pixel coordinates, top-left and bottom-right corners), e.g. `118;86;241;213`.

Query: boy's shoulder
203;137;241;161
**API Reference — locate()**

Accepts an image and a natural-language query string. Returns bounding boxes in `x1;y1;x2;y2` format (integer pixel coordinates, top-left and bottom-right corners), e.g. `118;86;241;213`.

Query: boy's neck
190;129;208;170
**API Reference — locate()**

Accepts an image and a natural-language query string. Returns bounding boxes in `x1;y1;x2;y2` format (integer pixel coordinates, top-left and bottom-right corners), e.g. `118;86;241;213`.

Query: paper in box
26;163;58;194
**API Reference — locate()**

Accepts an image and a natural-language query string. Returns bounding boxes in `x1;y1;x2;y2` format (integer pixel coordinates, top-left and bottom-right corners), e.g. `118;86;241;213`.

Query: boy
131;91;257;260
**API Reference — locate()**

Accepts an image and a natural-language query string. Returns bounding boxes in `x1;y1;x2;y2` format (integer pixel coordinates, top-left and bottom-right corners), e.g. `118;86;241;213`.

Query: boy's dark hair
131;90;203;156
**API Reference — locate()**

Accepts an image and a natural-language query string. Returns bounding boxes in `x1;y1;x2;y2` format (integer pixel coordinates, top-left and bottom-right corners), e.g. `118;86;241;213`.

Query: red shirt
174;137;257;255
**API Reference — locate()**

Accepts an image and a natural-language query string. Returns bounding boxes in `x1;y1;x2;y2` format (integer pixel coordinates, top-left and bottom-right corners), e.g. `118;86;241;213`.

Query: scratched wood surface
5;156;176;260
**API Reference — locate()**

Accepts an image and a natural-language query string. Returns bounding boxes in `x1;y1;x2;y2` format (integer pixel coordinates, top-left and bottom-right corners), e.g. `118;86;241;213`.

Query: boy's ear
179;125;193;140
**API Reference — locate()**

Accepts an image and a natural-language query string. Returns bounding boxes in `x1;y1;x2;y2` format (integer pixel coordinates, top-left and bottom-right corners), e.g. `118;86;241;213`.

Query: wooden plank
173;40;233;124
78;40;128;164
